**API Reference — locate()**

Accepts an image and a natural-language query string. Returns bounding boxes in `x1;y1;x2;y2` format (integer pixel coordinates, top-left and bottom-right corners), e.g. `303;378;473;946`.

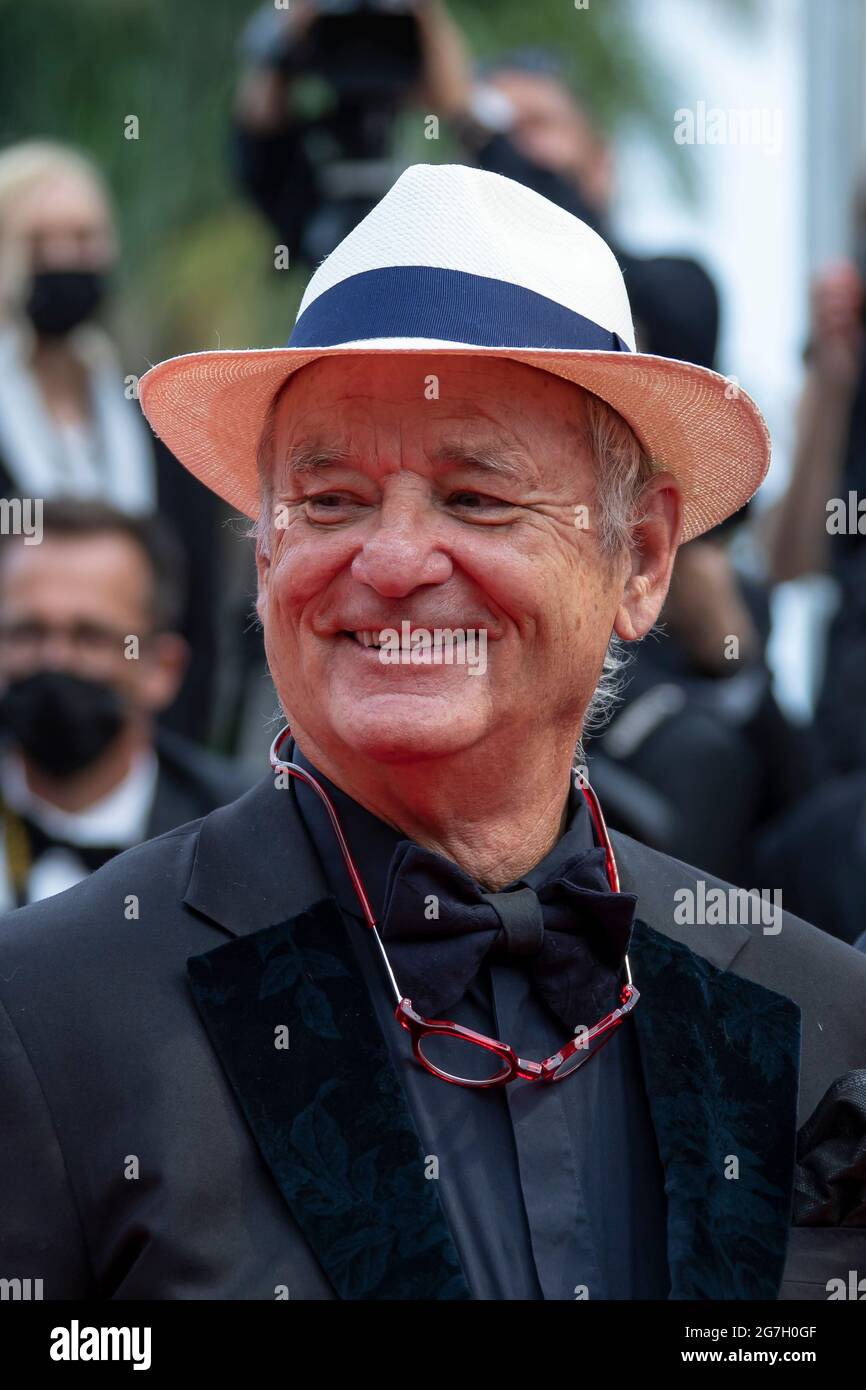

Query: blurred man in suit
0;498;249;909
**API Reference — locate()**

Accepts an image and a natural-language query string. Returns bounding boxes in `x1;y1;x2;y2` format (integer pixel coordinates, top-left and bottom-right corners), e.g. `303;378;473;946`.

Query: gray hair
577;392;660;742
253;379;660;746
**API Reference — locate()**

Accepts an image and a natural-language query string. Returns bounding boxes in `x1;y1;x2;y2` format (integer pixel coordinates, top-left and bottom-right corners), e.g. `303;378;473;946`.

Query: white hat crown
292;163;636;353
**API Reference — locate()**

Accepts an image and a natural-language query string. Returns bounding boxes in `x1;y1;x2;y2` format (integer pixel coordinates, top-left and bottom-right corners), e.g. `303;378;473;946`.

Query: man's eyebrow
429;438;540;483
281;438;541;482
283;441;355;476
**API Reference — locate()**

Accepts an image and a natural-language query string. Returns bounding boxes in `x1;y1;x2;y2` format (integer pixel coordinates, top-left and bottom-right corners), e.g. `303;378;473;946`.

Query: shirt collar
289;739;599;925
0;744;159;847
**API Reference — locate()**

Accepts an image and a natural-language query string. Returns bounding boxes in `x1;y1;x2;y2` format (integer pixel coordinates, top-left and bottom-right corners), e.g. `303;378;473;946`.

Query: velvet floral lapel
187;894;471;1301
629;919;802;1300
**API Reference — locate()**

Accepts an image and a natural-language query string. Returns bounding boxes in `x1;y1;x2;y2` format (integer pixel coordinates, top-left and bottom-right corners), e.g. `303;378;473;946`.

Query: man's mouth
340;629;484;648
333;624;490;676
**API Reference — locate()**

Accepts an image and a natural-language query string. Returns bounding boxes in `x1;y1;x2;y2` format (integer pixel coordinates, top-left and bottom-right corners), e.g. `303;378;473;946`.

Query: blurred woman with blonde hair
0;139;219;737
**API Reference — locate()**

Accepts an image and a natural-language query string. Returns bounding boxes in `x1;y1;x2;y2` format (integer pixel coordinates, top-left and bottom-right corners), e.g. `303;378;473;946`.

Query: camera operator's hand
234;1;317;132
413;0;473;120
809;260;865;400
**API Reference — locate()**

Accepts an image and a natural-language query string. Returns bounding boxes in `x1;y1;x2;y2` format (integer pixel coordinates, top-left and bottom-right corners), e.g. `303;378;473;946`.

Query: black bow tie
379;841;638;1030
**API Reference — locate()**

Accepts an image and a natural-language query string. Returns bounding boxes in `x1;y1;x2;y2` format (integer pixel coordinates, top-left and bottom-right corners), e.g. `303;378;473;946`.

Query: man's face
489;71;612;214
0;534;177;717
257;356;651;769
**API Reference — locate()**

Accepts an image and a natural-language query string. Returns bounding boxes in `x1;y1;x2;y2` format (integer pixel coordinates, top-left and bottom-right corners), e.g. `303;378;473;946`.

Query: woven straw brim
138;346;770;543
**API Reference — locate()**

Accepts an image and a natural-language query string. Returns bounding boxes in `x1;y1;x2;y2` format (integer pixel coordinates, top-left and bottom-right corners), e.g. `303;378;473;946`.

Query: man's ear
255;533;271;624
613;473;682;642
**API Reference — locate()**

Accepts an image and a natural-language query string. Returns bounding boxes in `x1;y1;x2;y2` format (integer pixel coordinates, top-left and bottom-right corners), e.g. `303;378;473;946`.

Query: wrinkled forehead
259;358;596;501
270;354;590;450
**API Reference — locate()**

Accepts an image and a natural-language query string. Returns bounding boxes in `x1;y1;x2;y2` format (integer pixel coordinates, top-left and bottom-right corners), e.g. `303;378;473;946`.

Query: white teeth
353;631;382;648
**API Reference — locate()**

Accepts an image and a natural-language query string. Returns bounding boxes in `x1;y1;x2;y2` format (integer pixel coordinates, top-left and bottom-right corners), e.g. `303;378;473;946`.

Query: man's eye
447;491;511;512
305;493;361;516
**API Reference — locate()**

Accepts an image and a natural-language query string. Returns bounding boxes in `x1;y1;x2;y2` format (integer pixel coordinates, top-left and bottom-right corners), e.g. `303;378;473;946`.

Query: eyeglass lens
417;1031;513;1085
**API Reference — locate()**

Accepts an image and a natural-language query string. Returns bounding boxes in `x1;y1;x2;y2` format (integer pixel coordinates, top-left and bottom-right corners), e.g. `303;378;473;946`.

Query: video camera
246;0;424;97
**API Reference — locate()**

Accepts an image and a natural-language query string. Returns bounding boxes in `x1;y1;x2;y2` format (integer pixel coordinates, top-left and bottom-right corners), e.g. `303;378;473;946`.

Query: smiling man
0;165;864;1302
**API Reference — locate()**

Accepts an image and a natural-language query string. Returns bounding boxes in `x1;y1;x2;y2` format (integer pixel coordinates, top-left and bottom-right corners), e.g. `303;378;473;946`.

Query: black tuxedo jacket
1;773;864;1300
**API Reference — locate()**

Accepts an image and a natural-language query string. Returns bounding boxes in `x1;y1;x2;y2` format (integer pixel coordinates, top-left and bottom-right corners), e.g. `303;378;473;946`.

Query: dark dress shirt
290;742;670;1300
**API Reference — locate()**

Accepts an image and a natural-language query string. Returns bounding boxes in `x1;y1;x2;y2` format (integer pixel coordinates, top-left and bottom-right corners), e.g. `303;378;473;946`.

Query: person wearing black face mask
0;139;222;745
0;668;127;780
24;268;108;338
0;499;253;910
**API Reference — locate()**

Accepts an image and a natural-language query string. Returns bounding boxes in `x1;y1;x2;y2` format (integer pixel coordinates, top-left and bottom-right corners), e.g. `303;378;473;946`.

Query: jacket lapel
615;833;802;1300
184;774;470;1301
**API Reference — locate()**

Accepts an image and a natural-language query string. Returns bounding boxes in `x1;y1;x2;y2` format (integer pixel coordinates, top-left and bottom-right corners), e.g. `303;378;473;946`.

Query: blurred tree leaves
0;0;726;359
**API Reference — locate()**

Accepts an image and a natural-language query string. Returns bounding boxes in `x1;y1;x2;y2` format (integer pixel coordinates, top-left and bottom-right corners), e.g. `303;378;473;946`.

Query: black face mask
0;670;126;778
24;269;107;337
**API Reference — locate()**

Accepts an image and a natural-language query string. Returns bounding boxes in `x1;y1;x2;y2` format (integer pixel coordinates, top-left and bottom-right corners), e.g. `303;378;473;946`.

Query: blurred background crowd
0;0;863;948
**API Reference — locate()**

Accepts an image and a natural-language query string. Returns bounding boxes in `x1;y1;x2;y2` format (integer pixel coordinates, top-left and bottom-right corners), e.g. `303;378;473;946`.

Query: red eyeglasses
270;726;639;1088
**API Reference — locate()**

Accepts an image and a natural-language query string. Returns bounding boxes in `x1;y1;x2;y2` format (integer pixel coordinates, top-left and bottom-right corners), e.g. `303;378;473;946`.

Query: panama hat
138;162;770;542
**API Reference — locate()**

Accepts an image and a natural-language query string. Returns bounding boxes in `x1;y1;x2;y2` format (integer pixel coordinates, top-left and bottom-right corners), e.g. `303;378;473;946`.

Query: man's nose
349;493;453;598
35;628;84;668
